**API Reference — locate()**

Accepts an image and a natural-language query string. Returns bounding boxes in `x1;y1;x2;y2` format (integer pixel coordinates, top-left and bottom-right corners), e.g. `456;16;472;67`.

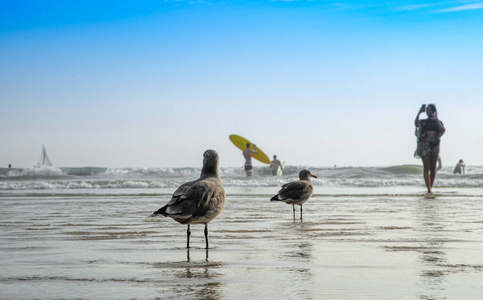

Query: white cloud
397;4;435;11
438;2;483;12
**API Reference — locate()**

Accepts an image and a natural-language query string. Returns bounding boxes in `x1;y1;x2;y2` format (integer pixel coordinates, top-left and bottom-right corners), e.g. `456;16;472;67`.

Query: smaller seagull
270;169;317;220
151;150;226;249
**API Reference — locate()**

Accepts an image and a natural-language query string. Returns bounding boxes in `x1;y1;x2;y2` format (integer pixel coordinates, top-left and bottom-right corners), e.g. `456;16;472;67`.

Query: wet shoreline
1;187;483;299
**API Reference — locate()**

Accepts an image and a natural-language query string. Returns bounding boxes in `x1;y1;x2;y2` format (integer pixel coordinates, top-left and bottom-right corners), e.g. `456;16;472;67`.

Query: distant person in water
414;104;446;193
243;143;258;177
453;159;465;174
8;164;11;169
270;155;283;175
437;156;442;171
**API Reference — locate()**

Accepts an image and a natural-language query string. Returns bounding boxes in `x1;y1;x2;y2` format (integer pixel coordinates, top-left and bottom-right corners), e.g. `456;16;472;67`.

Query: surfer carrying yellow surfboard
229;134;270;176
243;143;258;177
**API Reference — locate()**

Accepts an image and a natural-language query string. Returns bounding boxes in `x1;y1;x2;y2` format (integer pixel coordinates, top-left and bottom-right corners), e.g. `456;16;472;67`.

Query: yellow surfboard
229;134;271;164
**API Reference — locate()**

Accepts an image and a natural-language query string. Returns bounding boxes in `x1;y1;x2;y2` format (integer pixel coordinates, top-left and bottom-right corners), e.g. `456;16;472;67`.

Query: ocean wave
381;165;423;175
2;165;483;190
2;166;64;178
0;165;422;179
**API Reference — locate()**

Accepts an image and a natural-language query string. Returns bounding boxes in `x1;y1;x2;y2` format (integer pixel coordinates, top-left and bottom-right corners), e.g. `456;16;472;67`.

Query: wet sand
1;187;483;299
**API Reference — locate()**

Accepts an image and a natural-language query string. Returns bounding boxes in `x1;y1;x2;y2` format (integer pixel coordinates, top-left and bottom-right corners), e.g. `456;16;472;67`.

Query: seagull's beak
311;174;317;178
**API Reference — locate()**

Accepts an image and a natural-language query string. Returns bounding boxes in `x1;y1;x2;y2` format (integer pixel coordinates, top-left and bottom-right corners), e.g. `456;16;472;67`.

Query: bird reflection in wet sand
270;169;317;220
151;150;226;248
162;249;224;300
186;248;209;262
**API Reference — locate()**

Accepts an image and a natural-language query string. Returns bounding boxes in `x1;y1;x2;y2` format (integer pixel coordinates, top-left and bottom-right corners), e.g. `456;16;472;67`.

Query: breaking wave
1;165;483;190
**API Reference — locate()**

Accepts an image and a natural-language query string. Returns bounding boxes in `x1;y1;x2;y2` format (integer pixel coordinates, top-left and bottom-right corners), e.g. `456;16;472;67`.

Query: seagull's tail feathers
270;194;282;201
150;205;168;217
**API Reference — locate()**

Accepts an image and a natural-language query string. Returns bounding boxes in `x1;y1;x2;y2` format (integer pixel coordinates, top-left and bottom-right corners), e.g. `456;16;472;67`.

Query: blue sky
1;0;483;168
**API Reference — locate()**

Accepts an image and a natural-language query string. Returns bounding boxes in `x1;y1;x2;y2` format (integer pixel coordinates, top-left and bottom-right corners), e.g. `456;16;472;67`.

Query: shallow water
1;186;483;299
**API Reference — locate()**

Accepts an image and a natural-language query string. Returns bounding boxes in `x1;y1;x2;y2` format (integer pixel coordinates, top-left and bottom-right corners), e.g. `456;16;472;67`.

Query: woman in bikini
414;104;446;193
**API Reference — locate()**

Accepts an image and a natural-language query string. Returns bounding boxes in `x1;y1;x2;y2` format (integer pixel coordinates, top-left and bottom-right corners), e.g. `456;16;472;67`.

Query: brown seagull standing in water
151;150;226;249
270;169;317;220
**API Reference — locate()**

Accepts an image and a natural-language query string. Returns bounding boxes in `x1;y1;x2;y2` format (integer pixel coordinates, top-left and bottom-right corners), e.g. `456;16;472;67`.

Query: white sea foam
5;166;63;177
1;165;483;190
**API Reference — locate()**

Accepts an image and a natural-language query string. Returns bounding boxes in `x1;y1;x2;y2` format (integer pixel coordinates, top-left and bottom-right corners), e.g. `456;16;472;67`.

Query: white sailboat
36;145;53;167
32;145;61;175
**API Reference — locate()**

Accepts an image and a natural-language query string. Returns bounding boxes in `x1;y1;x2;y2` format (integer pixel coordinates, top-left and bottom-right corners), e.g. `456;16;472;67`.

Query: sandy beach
2;184;483;299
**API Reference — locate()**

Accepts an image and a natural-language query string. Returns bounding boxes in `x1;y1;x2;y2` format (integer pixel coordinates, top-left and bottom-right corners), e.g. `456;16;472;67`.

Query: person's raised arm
415;105;425;127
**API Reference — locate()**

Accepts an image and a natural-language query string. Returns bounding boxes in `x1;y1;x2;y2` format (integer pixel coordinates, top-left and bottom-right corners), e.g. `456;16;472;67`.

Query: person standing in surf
243;143;258;177
270;155;283;175
414;104;446;193
453;159;466;174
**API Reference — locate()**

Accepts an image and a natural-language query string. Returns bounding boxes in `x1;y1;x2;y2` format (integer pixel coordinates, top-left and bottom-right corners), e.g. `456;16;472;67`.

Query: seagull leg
204;224;209;249
187;225;191;248
300;205;303;220
293;205;296;220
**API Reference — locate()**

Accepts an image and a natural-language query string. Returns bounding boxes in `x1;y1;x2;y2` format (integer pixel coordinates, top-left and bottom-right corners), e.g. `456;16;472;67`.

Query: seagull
270;169;317;220
151;149;226;249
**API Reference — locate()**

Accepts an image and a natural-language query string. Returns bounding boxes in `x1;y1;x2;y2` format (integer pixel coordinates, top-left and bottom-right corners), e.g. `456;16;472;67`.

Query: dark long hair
427;104;437;113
